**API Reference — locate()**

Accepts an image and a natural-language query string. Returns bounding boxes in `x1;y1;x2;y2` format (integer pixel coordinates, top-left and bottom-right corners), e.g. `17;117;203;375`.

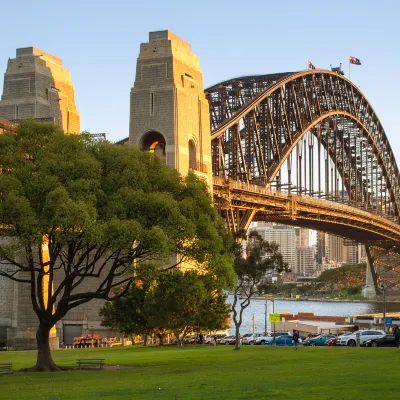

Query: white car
335;332;352;344
216;335;235;345
337;330;385;347
242;332;267;345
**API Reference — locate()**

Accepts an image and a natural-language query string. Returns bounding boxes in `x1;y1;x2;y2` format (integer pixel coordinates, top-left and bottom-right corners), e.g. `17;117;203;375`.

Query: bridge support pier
362;256;377;299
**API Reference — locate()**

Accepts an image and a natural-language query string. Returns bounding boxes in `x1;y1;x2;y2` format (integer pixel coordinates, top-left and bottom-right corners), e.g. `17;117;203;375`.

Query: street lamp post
272;298;275;343
266;296;276;344
264;297;267;334
382;278;387;332
90;325;94;348
268;297;276;345
380;277;397;332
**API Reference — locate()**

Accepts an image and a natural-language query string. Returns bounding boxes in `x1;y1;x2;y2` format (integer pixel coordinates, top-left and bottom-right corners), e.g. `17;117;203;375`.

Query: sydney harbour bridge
207;70;400;296
1;32;400;300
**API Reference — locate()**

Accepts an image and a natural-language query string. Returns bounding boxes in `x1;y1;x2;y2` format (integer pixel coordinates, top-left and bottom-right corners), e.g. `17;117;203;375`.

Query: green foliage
99;264;159;336
0;121;235;368
145;270;230;344
317;263;366;293
194;274;231;333
145;270;207;339
257;263;368;299
101;269;230;344
0;121;234;284
258;281;298;296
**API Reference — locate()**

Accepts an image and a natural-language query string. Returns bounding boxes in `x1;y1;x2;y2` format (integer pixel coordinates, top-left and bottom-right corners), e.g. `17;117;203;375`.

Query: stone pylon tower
129;30;212;187
0;47;80;133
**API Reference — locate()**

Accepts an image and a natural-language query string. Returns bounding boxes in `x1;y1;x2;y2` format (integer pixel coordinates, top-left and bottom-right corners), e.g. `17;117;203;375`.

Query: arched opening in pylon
188;139;197;170
140;131;166;163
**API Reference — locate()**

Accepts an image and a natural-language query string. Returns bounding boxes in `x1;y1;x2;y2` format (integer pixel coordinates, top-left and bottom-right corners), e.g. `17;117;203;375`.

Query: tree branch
0;269;31;283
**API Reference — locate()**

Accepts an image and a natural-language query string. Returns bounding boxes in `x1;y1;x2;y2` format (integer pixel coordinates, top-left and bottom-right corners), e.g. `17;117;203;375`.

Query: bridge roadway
213;177;400;249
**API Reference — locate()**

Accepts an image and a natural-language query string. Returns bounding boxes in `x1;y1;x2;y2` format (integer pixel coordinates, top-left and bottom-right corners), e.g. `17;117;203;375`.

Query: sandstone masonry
129;30;212;186
0;47;80;133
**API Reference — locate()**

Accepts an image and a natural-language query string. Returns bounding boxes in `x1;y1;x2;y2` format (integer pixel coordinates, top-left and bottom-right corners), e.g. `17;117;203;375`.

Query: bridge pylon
129;30;212;188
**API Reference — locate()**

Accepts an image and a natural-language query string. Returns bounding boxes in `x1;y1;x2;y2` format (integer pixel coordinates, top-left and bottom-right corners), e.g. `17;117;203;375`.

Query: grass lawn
0;345;399;400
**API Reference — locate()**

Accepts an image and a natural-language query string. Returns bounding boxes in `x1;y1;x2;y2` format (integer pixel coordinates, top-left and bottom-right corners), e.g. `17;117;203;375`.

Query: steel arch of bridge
206;70;400;293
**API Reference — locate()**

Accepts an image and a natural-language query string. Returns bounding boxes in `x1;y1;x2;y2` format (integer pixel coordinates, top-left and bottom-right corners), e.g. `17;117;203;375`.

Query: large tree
144;269;230;347
101;267;230;346
231;231;288;350
0;121;235;371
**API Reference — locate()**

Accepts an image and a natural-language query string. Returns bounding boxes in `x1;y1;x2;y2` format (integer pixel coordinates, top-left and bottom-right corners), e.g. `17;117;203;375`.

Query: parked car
337;330;385;347
265;334;294;346
228;337;242;345
205;334;227;345
327;332;351;346
242;332;267;345
303;334;336;346
362;335;399;347
254;335;274;345
268;331;291;337
183;335;198;344
216;335;235;345
324;337;337;346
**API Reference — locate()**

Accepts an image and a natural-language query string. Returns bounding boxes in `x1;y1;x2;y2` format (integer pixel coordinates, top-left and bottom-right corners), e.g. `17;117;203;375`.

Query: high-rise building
317;232;366;265
296;246;316;276
344;240;367;265
295;227;310;247
252;225;296;272
326;234;348;263
0;47;80;133
316;231;326;264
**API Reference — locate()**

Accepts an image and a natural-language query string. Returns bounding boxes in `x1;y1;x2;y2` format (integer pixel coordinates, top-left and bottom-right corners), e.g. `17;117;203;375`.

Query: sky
1;0;400;162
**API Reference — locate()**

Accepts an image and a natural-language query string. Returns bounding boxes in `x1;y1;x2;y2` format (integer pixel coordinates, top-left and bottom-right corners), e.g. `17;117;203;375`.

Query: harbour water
227;295;400;334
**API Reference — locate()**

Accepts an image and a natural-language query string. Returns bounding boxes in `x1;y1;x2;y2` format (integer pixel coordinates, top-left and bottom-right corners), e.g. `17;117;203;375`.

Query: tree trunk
143;333;148;346
32;323;59;372
174;331;183;347
234;324;241;350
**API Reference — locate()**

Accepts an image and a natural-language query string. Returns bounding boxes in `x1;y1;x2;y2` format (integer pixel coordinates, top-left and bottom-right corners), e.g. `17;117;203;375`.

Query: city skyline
1;0;399;163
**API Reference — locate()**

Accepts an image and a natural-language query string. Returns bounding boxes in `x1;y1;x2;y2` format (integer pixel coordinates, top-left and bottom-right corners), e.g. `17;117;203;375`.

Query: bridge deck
213;177;400;247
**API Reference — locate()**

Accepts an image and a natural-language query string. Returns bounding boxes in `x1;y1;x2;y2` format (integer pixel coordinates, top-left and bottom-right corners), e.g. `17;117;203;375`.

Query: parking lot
193;330;400;348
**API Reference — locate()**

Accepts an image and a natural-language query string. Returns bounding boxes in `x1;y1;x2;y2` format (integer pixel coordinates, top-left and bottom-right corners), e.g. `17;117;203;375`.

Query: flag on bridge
349;56;361;65
308;60;316;70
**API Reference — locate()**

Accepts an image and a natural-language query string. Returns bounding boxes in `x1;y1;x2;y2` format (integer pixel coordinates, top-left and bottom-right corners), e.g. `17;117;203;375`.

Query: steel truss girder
367;246;400;293
207;70;400;223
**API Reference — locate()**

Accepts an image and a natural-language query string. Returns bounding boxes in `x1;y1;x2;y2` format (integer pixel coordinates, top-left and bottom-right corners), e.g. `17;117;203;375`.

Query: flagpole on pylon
348;58;351;81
